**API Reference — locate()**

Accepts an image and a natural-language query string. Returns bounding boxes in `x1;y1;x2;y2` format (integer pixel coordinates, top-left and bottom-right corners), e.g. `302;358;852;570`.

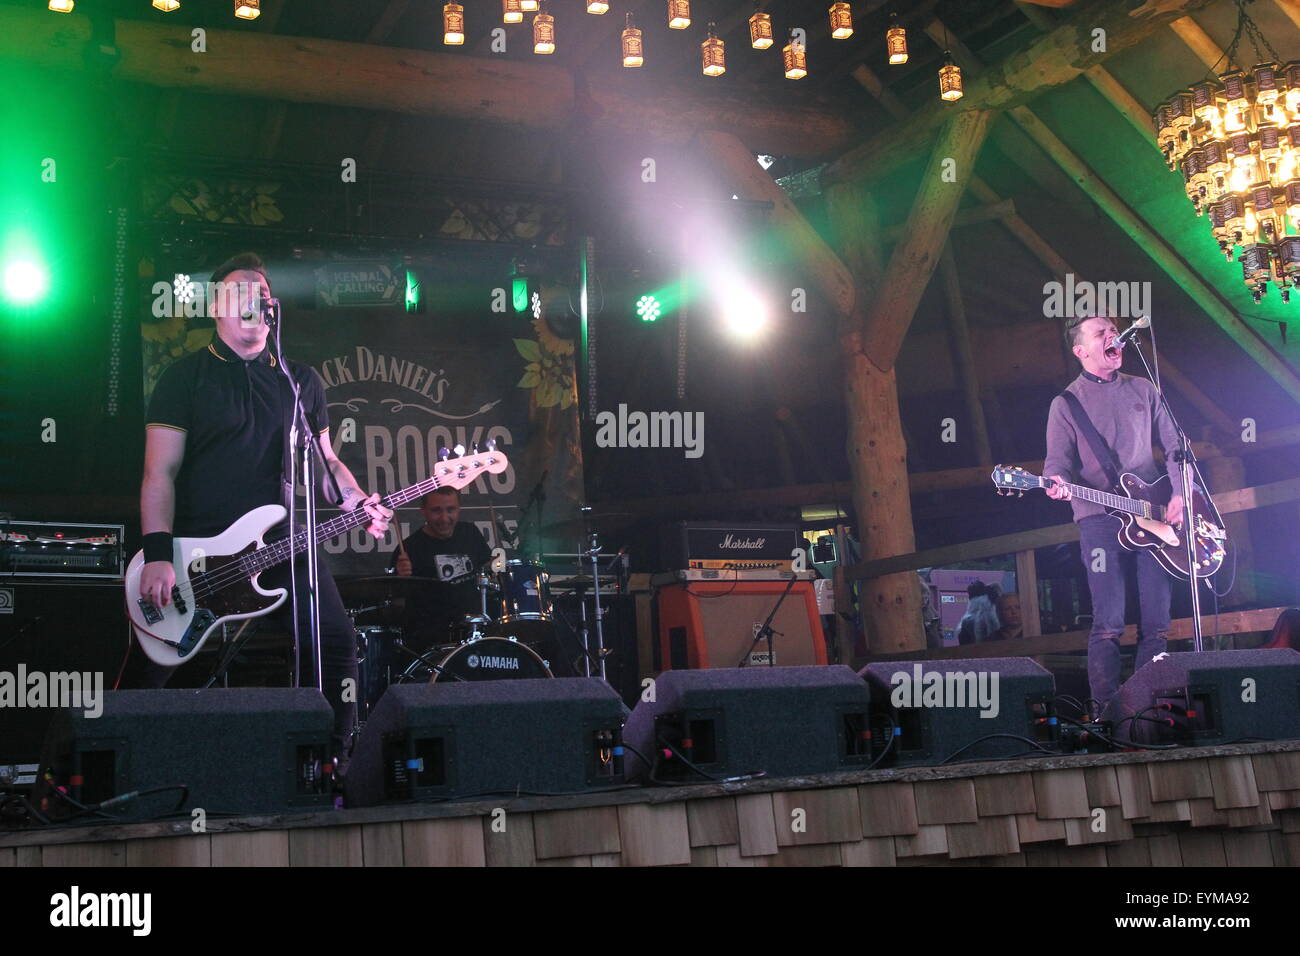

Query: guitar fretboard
1053;479;1162;520
232;461;495;578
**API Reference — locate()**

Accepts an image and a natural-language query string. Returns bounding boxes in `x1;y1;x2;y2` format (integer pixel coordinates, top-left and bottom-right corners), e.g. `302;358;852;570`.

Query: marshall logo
466;654;520;670
719;534;767;550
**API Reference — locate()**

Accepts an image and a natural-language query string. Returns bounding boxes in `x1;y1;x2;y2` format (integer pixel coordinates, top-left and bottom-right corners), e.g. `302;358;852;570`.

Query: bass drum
430;636;553;683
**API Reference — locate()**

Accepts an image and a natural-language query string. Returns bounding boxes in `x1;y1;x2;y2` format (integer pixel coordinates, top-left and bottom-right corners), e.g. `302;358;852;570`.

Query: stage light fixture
4;261;49;306
235;1;261;20
636;294;662;322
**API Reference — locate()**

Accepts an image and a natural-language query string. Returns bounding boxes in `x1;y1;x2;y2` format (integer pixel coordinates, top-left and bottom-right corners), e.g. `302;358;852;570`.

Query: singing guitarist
1043;315;1184;716
136;253;392;763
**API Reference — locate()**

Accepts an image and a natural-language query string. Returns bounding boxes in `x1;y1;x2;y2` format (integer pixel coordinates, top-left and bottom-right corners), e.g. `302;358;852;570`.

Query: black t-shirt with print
392;522;492;638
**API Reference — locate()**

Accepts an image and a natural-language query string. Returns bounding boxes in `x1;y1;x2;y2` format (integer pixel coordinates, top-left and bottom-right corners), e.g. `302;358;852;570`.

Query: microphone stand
737;573;798;667
266;299;344;696
1126;329;1213;654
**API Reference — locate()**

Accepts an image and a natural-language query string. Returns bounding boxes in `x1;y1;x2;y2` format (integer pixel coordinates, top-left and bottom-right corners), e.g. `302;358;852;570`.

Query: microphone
241;297;281;326
1114;315;1151;349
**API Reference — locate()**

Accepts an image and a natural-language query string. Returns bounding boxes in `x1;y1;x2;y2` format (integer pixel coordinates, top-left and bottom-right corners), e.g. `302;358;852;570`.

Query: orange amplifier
686;559;794;571
654;573;827;670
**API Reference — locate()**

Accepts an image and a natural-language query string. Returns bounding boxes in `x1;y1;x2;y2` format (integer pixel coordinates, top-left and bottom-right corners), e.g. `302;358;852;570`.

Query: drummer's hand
343;491;393;540
395;553;412;576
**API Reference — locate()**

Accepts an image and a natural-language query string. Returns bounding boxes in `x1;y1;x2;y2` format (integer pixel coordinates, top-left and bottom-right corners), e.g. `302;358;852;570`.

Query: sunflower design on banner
515;317;576;410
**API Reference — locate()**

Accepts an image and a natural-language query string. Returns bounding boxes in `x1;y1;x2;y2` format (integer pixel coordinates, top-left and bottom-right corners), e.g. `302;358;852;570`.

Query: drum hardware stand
737;574;798;667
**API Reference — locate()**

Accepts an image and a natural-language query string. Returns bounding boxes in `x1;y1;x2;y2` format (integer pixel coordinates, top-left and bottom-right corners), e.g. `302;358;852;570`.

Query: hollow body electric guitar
990;464;1227;581
126;446;509;666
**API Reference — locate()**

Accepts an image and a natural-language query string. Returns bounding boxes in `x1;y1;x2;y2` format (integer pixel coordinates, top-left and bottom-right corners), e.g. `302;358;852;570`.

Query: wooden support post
826;186;925;655
1015;549;1043;638
861;109;993;371
938;243;992;468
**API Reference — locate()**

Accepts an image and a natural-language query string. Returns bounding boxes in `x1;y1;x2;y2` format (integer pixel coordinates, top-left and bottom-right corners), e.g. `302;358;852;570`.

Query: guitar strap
1058;390;1123;494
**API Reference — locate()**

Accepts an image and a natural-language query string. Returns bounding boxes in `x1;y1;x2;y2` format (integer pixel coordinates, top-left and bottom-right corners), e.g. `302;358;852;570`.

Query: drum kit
338;512;627;731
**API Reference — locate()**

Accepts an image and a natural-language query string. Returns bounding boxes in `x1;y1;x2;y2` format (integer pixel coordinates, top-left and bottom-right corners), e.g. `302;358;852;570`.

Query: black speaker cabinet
33;688;335;821
344;678;630;807
0;579;132;767
622;665;872;783
860;657;1058;767
1103;649;1300;746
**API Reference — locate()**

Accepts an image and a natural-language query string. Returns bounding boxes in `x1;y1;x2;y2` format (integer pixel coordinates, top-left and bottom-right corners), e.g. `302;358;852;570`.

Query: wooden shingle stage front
5;741;1299;867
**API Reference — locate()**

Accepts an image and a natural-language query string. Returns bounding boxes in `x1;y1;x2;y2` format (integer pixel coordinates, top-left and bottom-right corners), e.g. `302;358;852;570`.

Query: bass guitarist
136;253;392;764
1044;314;1184;716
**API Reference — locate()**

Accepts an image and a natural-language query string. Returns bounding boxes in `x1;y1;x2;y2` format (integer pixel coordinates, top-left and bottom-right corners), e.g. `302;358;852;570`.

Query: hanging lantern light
749;7;773;50
829;2;852;40
444;2;465;44
939;52;963;101
152;0;181;11
503;0;523;23
234;0;260;19
587;0;609;12
783;33;807;80
668;0;691;30
533;6;555;53
48;0;74;10
622;13;644;67
521;0;539;11
886;12;907;64
702;22;725;77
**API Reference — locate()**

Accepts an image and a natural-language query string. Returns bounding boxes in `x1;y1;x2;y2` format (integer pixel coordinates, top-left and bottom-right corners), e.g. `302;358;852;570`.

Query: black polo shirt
146;335;330;538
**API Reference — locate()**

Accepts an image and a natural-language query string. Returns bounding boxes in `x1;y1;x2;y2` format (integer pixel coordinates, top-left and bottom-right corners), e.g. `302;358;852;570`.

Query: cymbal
336;574;439;604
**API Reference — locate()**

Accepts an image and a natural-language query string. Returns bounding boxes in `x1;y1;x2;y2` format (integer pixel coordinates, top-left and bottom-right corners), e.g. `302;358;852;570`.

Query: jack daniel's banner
142;301;583;576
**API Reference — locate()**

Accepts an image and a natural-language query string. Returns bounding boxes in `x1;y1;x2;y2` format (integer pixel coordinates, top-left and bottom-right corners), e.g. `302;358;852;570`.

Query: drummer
392;487;493;652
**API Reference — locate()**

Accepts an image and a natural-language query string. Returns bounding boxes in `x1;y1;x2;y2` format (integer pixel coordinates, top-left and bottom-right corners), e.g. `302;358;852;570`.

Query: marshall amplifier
1;521;125;579
662;522;803;572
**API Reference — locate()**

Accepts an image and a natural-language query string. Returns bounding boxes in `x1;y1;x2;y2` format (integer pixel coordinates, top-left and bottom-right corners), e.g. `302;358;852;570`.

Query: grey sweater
1043;371;1182;522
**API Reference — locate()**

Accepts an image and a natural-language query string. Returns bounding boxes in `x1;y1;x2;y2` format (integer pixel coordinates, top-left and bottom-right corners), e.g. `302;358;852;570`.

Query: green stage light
405;268;421;313
3;260;48;305
636;294;662;322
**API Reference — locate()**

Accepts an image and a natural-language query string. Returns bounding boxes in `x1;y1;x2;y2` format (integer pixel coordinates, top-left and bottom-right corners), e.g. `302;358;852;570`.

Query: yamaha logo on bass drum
466;654;521;670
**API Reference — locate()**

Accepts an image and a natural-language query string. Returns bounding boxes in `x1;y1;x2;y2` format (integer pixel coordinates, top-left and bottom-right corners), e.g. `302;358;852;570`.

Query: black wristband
142;532;173;564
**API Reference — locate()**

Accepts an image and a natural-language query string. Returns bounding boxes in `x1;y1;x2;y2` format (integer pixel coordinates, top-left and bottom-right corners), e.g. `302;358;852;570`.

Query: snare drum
429;636;552;683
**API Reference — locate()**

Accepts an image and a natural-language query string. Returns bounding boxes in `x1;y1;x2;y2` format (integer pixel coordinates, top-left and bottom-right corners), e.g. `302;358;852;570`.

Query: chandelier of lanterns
1154;5;1300;303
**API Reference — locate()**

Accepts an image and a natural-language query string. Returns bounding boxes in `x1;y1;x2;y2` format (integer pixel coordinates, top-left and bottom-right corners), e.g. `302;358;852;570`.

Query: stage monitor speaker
0;580;131;768
656;580;826;670
622;665;871;783
1103;649;1300;746
344;678;630;807
859;658;1058;767
32;688;334;821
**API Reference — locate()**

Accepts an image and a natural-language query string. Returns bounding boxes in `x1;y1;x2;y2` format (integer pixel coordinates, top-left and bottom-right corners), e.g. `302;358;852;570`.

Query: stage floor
4;740;1299;867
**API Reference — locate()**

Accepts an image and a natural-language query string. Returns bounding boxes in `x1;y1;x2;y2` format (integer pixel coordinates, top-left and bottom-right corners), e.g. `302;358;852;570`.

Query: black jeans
1077;515;1171;713
136;553;358;759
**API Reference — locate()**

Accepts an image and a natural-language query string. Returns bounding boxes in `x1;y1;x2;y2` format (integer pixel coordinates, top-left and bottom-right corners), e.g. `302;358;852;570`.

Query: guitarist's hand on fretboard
1044;475;1072;501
